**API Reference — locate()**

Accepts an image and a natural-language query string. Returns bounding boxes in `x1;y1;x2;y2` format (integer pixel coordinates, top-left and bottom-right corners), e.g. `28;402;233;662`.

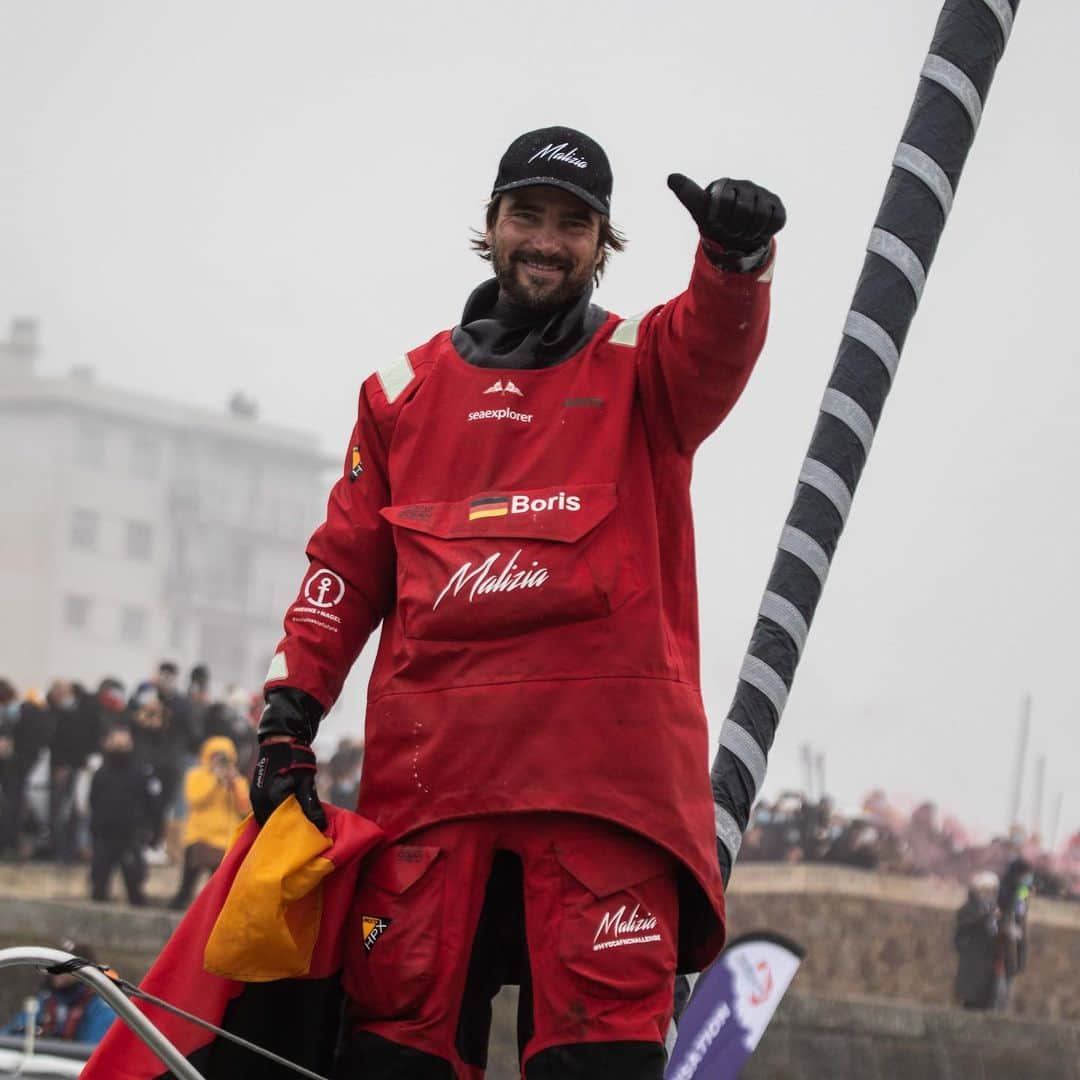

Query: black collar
451;280;608;370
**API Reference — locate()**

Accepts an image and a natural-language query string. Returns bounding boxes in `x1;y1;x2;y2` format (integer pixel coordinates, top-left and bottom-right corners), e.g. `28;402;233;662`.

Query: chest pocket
380;483;636;641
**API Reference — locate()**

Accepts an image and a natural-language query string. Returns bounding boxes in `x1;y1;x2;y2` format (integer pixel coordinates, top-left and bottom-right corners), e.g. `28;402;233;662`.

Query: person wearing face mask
88;725;159;905
242;126;784;1078
46;679;101;862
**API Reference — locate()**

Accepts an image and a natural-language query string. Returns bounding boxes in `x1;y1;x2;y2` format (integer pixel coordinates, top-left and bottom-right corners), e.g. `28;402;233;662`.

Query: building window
63;594;93;629
131;432;161;480
120;606;148;643
69;508;100;550
78;419;107;468
125;520;153;561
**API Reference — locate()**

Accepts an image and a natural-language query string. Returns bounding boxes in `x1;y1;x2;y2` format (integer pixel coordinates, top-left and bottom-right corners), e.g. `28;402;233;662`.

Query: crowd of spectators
740;788;1080;900
0;662;364;909
3;663;1074;906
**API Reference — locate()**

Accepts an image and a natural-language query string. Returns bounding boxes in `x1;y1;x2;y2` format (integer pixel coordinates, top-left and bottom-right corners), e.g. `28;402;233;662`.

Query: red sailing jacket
268;242;774;969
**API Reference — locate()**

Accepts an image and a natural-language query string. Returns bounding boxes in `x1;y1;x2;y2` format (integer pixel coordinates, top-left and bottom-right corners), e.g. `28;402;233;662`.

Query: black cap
492;126;612;216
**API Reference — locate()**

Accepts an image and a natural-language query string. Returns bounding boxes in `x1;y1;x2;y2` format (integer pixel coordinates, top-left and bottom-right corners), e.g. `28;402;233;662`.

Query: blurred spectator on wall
88;725;157;905
200;686;258;777
954;870;1000;1010
324;737;365;810
168;735;250;910
46;679;101;863
0;678;20;854
1;941;117;1044
2;686;52;857
994;857;1035;1010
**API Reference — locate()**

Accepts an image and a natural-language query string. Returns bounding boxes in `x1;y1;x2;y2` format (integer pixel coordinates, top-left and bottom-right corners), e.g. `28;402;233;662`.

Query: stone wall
3;862;1080;1076
724;864;1080;1021
744;993;1080;1080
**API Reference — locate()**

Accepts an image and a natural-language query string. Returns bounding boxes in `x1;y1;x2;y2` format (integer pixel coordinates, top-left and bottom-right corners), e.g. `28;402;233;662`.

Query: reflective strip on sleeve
377;354;416;404
609;313;644;348
266;652;289;682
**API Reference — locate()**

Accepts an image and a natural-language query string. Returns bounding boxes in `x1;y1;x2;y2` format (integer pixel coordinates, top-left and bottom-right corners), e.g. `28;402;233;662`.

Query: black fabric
455;851;527;1068
525;1040;666;1079
451;278;608;370
667;174;785;257
336;1031;455;1079
492;126;612;216
250;738;326;830
954;895;998;1008
710;0;1022;873
158;977;346;1080
258;686;325;743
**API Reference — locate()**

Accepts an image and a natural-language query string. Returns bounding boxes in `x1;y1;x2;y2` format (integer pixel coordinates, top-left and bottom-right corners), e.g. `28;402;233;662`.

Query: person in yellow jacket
169;736;250;909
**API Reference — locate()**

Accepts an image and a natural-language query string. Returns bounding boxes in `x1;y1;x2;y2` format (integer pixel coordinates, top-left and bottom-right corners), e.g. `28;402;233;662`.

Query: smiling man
253;125;785;1078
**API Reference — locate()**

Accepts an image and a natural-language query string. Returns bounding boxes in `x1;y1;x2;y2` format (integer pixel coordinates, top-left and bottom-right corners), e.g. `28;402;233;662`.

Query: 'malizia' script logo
592;904;661;952
433;550;548;611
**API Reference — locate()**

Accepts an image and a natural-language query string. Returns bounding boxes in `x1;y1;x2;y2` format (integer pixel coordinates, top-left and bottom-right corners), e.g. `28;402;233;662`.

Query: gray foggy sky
2;0;1077;841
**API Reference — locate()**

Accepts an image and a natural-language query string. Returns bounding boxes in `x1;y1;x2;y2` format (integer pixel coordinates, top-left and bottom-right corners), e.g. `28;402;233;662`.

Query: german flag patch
469;495;509;520
362;915;391;952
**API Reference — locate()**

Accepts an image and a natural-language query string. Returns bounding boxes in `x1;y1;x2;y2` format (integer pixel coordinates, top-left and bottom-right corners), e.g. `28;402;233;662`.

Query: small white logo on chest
484;379;524;397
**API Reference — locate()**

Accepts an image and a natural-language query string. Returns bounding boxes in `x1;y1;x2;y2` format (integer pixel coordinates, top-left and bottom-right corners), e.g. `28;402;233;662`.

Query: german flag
469;495;509;520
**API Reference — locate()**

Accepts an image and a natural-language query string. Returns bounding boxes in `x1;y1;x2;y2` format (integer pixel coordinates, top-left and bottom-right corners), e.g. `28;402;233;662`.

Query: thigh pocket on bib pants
381;483;638;641
554;832;678;1001
343;844;443;1020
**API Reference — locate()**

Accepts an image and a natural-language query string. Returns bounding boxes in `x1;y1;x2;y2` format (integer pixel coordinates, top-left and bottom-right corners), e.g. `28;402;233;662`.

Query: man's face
487;186;602;312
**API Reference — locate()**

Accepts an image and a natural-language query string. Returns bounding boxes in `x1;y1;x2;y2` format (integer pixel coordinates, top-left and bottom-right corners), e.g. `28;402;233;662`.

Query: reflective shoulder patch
609;313;645;348
266;652;289;682
376;353;416;404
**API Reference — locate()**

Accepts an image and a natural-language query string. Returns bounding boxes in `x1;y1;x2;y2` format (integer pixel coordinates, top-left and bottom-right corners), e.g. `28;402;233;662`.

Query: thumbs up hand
668;174;786;258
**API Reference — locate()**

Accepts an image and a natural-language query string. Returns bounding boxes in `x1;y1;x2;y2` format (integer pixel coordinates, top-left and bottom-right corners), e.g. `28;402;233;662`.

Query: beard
491;241;595;314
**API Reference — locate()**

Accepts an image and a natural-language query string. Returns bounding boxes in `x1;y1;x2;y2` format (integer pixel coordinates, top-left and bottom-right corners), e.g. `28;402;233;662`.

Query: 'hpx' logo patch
350;446;364;480
362;915;391;952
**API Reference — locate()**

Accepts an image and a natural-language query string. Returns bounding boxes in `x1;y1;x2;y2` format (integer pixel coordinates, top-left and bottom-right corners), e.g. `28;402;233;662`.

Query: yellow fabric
204;797;334;981
182;737;250;849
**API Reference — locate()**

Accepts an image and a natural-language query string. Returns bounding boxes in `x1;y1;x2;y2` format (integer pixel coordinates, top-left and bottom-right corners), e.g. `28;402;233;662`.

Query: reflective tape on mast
711;0;1021;883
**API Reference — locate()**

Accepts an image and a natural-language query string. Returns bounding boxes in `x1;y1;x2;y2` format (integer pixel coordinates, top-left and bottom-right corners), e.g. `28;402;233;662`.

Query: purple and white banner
665;932;804;1079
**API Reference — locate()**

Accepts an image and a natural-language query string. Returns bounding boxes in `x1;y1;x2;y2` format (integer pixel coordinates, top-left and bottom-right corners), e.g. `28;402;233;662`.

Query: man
954;870;1000;1009
252;126;784;1078
2;941;117;1044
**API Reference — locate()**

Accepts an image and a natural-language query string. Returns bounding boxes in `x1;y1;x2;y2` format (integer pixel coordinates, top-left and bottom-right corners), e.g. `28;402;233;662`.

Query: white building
0;318;336;695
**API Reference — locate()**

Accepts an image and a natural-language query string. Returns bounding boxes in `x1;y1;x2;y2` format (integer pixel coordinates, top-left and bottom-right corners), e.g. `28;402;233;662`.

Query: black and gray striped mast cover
711;0;1020;884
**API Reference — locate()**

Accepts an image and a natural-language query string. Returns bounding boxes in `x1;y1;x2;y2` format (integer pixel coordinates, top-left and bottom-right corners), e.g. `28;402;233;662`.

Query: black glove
250;738;326;830
668;174;786;260
251;687;327;829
